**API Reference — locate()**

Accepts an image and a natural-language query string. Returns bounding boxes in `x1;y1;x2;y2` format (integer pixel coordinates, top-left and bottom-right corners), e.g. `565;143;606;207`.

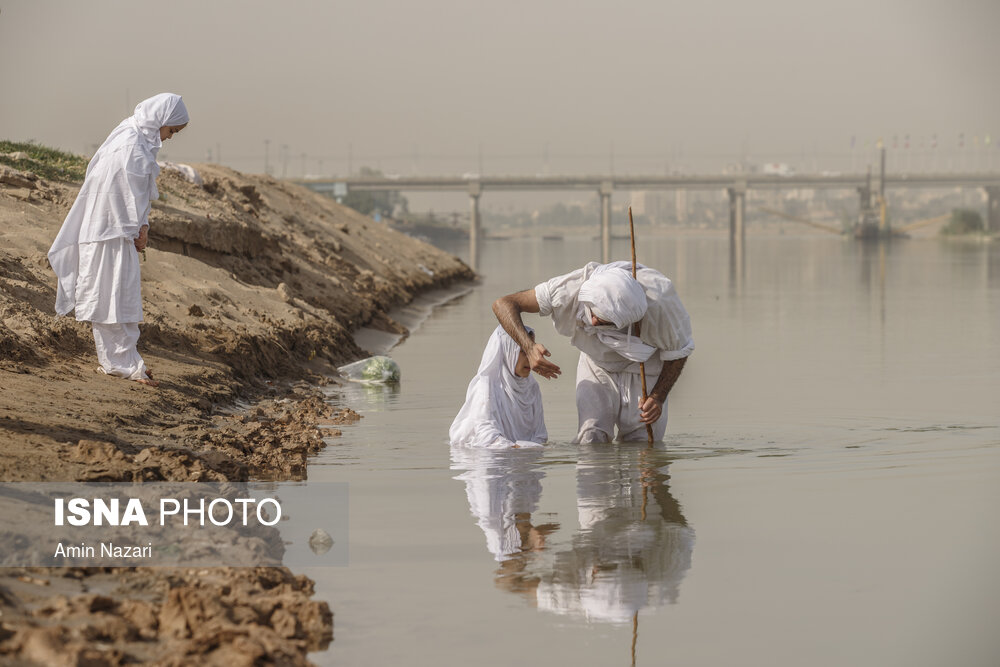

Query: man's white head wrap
577;265;656;363
578;267;648;328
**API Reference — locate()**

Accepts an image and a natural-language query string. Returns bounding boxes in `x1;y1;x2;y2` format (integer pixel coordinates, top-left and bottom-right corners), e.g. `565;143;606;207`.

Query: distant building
630;191;687;225
762;163;795;176
675;190;688;224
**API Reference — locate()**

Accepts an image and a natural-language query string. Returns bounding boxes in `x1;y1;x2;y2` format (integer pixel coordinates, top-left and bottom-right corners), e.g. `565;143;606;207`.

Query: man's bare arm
492;290;538;351
492;290;561;379
650;357;687;403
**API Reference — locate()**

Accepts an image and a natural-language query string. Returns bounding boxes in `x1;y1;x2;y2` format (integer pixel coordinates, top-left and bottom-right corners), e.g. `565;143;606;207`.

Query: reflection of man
493;261;694;443
454;443;695;623
536;444;695;623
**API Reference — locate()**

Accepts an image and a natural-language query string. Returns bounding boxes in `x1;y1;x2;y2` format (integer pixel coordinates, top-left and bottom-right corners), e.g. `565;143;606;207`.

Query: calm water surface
300;234;1000;666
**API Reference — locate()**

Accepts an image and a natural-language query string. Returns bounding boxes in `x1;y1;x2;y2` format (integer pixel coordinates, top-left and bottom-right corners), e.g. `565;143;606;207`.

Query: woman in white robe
48;93;189;385
449;326;547;449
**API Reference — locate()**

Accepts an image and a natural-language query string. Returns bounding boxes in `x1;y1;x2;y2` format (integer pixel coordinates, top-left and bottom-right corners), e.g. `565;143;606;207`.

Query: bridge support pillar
728;182;747;287
599;181;613;263
728;182;747;247
986;187;1000;234
468;181;482;272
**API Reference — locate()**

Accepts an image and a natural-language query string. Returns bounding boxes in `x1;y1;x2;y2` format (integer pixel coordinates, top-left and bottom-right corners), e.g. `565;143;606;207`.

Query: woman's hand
134;225;149;252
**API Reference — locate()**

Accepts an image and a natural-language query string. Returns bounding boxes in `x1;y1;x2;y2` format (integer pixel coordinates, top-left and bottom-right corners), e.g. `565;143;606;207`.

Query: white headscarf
131;93;189;148
48;93;189;316
577;263;657;363
449;326;547;449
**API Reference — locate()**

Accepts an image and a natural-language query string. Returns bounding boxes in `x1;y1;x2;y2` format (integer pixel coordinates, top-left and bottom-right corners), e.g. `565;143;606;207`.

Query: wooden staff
629;206;655;445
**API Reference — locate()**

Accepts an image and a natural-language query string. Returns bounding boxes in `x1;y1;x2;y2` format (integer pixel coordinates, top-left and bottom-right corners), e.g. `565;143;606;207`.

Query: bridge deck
294;172;1000;192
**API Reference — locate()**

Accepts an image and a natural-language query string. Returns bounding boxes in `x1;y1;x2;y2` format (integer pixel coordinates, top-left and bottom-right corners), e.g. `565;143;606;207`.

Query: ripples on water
298;236;1000;667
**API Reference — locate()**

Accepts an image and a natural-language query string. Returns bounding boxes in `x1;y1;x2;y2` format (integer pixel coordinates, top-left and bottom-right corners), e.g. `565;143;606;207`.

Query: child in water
449;326;547;449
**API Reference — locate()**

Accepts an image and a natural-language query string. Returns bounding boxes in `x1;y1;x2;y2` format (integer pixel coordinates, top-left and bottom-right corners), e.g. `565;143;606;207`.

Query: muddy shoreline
0;156;473;664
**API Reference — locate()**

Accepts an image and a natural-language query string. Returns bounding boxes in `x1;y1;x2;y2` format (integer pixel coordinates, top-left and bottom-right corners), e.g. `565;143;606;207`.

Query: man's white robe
533;261;694;443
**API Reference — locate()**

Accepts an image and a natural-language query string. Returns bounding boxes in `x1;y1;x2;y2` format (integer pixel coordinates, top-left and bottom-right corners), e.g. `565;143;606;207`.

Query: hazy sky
2;0;999;178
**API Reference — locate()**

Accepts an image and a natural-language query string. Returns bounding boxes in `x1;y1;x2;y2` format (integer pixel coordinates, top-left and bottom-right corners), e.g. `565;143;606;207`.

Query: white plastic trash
338;355;401;385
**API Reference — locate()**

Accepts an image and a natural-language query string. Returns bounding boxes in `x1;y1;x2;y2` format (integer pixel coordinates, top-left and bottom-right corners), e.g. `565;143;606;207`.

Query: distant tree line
485;202;599;228
941;209;984;235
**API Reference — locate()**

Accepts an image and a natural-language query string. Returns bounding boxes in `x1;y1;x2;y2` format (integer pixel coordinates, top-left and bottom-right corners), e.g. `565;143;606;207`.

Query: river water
300;233;1000;667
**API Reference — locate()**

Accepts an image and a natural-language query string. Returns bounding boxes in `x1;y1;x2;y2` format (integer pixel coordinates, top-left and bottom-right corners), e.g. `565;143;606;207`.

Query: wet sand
0;159;473;664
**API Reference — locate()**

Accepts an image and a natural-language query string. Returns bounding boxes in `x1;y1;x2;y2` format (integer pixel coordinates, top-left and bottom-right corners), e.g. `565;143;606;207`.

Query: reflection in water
858;240;889;355
988;242;1000;289
537;445;695;624
728;231;745;296
344;381;401;409
450;446;555;562
451;444;695;628
310;237;1000;667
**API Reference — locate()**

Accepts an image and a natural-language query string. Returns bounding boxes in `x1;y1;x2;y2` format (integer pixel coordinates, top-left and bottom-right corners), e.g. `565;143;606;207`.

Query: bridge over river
294;171;1000;271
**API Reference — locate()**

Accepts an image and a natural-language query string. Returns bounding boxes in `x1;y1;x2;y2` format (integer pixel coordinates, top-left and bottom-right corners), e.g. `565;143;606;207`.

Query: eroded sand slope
0;159;473;664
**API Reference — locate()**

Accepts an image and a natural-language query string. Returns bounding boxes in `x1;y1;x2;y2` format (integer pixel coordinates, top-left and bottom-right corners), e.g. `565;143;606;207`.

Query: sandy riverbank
0;153;473;664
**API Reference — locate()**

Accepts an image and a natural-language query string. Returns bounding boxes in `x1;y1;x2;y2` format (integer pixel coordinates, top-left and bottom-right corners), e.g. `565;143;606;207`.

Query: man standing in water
492;261;693;443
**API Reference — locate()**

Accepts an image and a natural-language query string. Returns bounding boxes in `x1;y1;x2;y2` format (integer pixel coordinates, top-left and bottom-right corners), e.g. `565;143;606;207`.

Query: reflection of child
449;326;547;449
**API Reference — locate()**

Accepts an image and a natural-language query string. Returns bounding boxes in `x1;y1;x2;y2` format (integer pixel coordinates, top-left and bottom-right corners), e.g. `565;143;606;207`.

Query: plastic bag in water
338;355;401;385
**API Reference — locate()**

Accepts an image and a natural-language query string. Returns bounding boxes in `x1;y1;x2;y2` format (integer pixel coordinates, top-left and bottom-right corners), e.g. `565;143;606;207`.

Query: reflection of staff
629;206;654;445
632;445;654;666
631;610;639;666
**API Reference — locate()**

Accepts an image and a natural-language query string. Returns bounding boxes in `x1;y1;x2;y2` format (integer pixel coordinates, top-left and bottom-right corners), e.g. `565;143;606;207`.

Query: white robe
534;261;694;442
575;352;669;443
74;237;143;324
48;93;188;322
93;322;148;381
449;326;547;449
534;261;695;376
48;93;188;379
